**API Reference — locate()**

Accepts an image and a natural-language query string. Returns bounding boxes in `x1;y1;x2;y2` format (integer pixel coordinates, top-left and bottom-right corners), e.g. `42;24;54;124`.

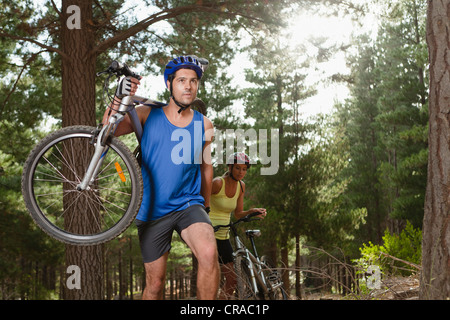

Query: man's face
168;68;199;106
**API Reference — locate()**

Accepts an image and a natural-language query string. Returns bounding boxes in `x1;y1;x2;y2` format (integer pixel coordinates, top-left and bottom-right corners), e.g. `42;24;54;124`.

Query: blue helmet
164;55;204;87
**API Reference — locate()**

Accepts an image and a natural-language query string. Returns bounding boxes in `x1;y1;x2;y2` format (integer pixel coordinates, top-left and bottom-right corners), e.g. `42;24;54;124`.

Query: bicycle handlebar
213;211;261;232
96;61;142;80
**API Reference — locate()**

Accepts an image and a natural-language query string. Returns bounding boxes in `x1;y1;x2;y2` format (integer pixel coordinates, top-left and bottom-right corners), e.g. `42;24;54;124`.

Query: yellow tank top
210;177;240;240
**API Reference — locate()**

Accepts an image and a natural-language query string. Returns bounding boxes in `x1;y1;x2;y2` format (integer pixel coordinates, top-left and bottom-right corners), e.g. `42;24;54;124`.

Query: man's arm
201;116;214;208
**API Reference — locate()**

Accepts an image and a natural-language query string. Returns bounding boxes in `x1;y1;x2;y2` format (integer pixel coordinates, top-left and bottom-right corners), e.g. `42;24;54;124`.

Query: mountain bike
213;212;288;300
21;60;207;245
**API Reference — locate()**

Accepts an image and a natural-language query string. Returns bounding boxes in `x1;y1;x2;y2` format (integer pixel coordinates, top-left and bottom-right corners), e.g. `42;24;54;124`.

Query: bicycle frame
76;95;165;191
231;225;270;298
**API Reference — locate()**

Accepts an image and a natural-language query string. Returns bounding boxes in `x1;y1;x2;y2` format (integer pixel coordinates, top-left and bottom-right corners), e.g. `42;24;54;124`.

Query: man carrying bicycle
103;55;219;300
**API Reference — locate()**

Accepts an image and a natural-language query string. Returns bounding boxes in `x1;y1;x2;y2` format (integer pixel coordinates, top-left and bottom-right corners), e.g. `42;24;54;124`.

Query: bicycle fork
76;114;124;191
235;239;268;298
76;96;142;191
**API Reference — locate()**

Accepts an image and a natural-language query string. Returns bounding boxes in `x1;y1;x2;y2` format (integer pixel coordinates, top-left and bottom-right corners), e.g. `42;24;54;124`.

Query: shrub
354;221;422;276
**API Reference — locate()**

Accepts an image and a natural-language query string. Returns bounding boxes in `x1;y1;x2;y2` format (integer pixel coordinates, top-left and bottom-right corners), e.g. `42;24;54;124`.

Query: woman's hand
252;208;267;219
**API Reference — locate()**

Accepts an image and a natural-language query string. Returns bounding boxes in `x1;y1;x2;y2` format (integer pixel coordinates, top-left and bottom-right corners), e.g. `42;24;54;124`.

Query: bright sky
38;1;371;123
285;10;379;119
286;12;354;119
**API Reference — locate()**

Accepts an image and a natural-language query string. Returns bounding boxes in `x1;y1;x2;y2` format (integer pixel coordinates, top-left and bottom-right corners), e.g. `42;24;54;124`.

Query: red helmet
227;152;251;168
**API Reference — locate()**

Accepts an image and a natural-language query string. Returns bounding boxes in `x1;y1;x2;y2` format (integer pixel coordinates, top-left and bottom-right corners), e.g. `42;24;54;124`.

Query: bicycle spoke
54;142;83;185
40;155;72;185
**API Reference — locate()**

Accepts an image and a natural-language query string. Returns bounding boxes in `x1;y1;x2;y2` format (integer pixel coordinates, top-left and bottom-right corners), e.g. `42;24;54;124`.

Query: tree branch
91;6;202;55
379;252;422;271
0;31;69;61
50;0;62;17
91;3;265;56
0;50;48;121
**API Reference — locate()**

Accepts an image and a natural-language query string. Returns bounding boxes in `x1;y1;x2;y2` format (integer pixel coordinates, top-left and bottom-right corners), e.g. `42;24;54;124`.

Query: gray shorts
135;204;212;263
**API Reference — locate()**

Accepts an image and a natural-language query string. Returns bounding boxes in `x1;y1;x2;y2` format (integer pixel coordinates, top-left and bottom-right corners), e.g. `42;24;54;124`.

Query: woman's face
230;164;248;181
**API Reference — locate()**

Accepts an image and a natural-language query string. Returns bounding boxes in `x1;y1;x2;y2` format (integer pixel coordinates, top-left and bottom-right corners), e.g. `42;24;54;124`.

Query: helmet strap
173;98;190;113
228;166;244;192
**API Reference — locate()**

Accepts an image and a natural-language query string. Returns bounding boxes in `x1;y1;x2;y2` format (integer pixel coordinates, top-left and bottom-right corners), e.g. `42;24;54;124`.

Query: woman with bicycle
210;152;267;299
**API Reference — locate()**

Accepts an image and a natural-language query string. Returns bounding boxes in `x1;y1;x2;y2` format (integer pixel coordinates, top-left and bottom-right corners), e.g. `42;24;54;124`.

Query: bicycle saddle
245;230;261;237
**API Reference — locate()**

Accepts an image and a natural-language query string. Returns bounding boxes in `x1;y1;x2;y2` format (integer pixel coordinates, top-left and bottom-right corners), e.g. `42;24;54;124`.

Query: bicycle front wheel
22;126;143;245
234;253;258;300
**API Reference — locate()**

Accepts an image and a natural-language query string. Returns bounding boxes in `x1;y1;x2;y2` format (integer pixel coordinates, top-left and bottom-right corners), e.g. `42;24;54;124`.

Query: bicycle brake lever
89;127;101;145
96;69;111;77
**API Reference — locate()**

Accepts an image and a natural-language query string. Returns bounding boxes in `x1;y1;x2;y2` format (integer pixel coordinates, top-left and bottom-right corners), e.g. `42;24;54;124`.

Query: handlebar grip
123;68;142;81
110;61;142;80
248;211;260;218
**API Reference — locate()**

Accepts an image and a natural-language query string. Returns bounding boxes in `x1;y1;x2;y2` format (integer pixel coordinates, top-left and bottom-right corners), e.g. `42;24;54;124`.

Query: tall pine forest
0;0;439;300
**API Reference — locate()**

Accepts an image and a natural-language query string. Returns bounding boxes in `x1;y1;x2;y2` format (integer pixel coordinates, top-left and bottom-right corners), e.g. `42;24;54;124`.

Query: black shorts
135;204;212;263
216;239;234;265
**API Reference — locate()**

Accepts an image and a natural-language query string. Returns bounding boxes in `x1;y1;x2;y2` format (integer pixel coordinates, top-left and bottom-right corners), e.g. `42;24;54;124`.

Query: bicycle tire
22;125;143;245
234;253;258;300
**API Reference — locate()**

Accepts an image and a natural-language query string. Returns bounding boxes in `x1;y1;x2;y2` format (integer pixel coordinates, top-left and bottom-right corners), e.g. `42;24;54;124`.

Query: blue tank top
136;107;205;221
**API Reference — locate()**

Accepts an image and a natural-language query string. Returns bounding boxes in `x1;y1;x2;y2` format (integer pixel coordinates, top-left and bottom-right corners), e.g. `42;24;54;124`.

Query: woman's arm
233;181;267;219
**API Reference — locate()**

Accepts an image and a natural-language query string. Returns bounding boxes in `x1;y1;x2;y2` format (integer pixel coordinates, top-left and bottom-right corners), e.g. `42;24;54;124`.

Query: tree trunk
61;0;97;127
129;237;133;300
118;248;124;300
295;233;302;299
190;254;198;298
420;0;450;300
105;250;112;300
64;244;104;299
60;0;103;300
281;239;290;297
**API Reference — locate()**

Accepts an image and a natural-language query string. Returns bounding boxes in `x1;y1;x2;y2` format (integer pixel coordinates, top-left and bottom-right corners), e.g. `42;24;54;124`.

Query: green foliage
336;0;428;248
239;21;368;261
355;221;422;276
0;157;65;299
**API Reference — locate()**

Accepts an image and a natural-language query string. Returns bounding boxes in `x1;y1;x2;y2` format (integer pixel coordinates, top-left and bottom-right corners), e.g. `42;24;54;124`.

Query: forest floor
305;275;420;300
129;276;420;300
370;275;420;300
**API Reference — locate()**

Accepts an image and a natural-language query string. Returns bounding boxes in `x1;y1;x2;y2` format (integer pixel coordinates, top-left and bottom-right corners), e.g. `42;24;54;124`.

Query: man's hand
115;76;141;99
